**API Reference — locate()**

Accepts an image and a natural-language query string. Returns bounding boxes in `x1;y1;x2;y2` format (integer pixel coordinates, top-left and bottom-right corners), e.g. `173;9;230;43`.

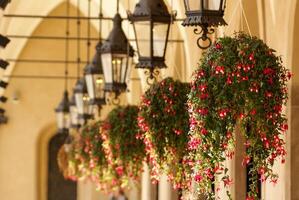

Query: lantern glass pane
75;93;84;115
208;0;221;10
153;23;169;57
94;74;105;99
56;112;70;129
184;0;201;11
70;105;79;126
134;21;151;57
85;74;95;99
112;54;129;84
101;53;113;84
85;74;105;100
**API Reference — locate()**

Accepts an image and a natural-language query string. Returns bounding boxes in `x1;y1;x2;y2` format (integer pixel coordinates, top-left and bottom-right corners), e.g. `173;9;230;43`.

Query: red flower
242;155;251;166
246;196;255;200
200;93;209;100
218;109;229;119
196;108;209;116
199;84;207;92
223;177;233;187
215;66;225;75
249;53;255;61
174;129;183;135
201;128;208;135
263;67;275;75
215;43;222;49
197;70;205;79
281;123;288;132
287;71;293;80
226;76;232;85
250;109;257;115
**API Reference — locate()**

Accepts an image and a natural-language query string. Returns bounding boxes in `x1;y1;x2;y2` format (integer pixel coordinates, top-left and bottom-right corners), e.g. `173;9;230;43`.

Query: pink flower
188;137;201;150
116;166;124;176
194;173;203;182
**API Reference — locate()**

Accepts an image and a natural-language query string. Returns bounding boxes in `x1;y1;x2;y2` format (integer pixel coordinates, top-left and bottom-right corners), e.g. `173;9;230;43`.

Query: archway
48;132;77;200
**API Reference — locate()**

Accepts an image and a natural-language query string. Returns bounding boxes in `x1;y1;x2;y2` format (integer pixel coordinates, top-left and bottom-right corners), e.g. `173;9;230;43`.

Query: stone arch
48;132;77;200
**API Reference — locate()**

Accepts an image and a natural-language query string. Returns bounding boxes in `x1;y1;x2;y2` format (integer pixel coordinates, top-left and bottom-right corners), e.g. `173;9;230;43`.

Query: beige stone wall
0;0;298;200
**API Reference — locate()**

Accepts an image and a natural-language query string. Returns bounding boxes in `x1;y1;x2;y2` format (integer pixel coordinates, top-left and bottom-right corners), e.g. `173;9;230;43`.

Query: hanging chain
64;0;70;90
77;0;81;79
87;0;91;65
99;0;103;42
117;0;120;13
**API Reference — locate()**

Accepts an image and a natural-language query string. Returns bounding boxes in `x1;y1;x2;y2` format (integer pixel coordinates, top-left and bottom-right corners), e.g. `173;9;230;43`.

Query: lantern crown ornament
101;13;134;97
129;0;171;81
55;90;70;134
182;0;227;49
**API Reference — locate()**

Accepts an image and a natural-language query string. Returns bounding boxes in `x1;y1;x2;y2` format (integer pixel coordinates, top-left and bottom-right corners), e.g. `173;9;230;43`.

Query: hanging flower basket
138;77;191;189
63;122;115;192
187;33;291;199
101;106;145;190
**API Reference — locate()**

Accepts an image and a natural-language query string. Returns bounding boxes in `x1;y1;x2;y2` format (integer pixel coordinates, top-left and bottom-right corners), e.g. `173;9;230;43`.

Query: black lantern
129;0;171;80
55;91;70;133
73;78;93;122
69;94;82;129
84;44;106;107
0;0;11;10
182;0;227;49
101;13;134;97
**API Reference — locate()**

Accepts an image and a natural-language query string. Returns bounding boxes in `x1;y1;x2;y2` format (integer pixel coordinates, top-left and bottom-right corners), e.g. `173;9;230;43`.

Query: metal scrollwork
194;25;215;50
145;69;160;85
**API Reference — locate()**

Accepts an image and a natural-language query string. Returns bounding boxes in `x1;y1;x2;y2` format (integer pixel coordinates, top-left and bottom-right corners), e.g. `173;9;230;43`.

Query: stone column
141;164;157;200
232;124;247;200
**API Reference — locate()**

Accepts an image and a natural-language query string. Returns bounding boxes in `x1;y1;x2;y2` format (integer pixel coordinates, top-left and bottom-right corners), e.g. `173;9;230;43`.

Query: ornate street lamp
129;0;171;81
55;91;70;134
73;78;93;123
0;0;11;10
182;0;227;49
84;44;106;109
101;13;134;98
